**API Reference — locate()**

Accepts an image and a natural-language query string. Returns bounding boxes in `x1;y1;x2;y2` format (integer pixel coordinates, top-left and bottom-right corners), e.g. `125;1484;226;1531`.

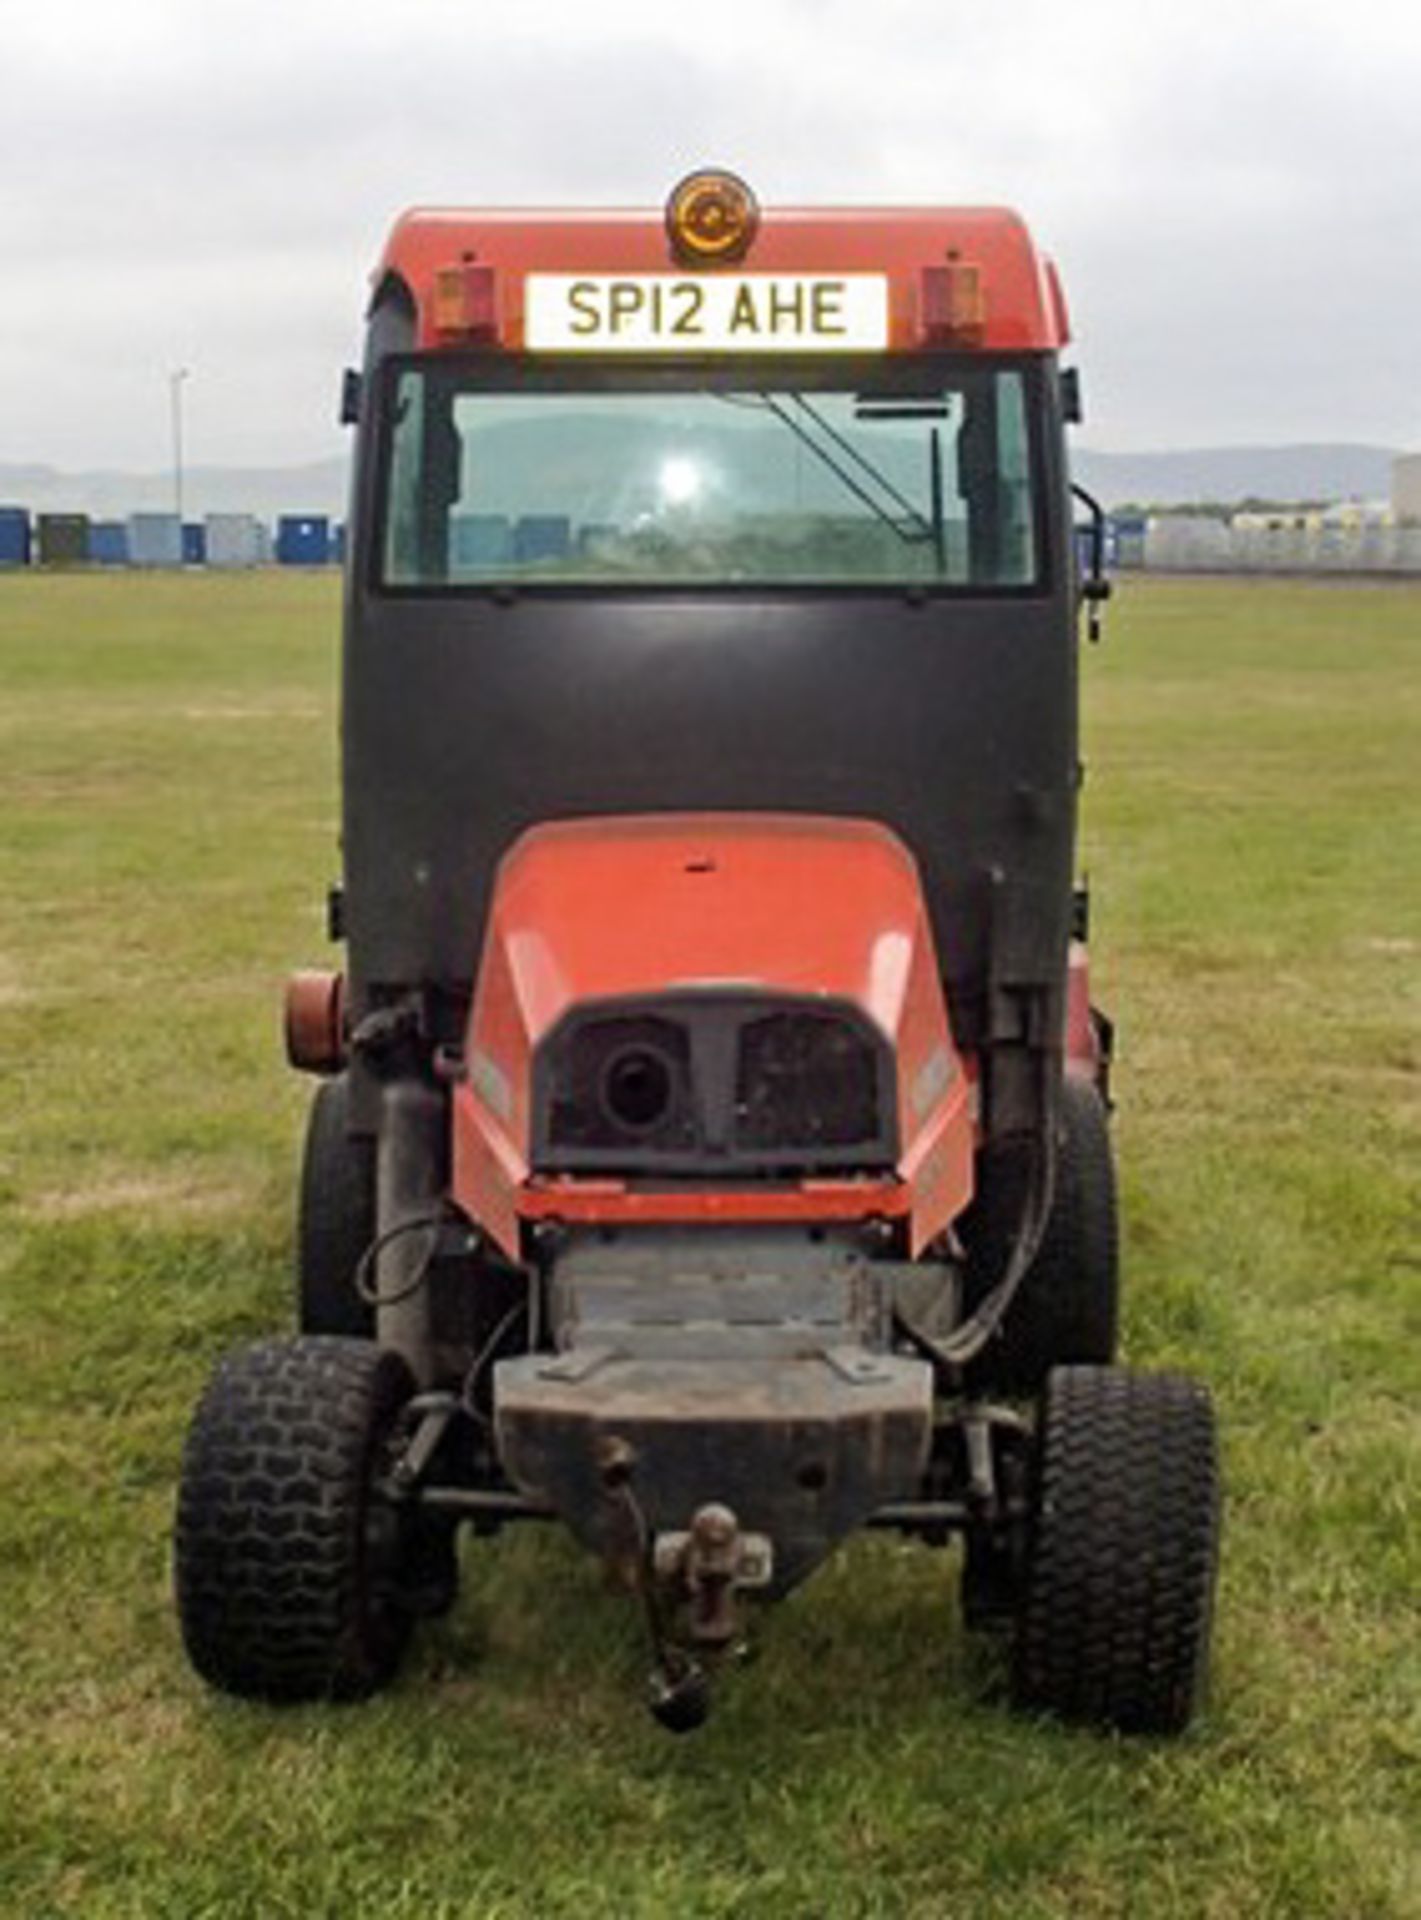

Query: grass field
1;571;1418;1918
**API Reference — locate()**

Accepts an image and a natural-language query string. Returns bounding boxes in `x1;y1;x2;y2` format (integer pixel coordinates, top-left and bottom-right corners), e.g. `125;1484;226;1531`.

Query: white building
1143;515;1233;570
1392;454;1421;525
205;513;264;568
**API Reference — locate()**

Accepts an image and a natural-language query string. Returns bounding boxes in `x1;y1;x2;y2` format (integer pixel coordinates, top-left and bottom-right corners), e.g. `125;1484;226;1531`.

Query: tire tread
297;1076;375;1338
175;1335;413;1701
1012;1364;1221;1735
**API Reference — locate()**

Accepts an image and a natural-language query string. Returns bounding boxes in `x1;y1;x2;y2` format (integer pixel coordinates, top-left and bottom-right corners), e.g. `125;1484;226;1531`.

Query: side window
996;372;1035;584
383;371;424;584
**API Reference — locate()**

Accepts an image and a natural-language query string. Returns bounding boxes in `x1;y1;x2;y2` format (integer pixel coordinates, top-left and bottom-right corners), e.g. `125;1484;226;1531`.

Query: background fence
5;503;1420;577
0;508;339;570
1115;515;1421;576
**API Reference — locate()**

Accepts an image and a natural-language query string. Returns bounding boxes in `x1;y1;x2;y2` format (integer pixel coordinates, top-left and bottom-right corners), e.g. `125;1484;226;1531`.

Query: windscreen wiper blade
788;395;936;541
756;395;933;548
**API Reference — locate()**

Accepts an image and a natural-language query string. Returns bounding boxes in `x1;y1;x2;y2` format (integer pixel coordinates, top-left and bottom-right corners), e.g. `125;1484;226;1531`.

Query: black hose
352;1210;446;1308
897;1065;1060;1372
459;1298;531;1430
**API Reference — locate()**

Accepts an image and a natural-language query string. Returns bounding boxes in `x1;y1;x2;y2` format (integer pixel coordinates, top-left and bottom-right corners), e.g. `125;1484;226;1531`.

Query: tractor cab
176;174;1218;1736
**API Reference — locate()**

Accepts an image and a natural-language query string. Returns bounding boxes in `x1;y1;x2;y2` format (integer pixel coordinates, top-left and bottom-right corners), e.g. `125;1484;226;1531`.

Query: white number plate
525;274;889;353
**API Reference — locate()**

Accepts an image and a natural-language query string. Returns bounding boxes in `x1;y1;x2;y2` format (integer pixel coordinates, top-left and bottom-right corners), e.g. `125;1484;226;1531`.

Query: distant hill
0;442;1403;522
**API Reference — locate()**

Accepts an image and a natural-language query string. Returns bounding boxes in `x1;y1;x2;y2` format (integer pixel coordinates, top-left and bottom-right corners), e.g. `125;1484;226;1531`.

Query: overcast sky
3;0;1418;470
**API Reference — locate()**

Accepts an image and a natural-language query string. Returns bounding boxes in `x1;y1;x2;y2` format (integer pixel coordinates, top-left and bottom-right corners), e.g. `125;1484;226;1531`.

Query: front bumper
492;1228;939;1595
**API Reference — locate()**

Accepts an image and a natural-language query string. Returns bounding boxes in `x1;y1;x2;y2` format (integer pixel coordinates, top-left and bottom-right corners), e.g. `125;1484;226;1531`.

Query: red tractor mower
175;172;1220;1733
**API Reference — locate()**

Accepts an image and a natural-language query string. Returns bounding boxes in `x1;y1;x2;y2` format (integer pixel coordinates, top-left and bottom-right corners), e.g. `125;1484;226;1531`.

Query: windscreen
378;362;1044;590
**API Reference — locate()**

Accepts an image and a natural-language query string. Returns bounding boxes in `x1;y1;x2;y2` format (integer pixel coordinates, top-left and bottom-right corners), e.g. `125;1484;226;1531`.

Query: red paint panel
450;812;976;1256
516;1176;912;1230
377;205;1068;354
1064;939;1101;1084
450;1080;526;1262
896;933;977;1253
470;814;935;1046
1043;258;1072;348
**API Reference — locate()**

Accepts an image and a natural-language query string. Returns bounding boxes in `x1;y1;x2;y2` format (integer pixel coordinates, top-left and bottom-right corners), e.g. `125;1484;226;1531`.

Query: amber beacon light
665;169;760;266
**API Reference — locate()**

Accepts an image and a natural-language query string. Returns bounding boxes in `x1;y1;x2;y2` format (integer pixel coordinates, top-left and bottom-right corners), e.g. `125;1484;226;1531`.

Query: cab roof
374;204;1070;354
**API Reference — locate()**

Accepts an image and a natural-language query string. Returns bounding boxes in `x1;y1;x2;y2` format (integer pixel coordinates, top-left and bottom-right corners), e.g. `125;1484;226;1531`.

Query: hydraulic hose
898;1058;1059;1373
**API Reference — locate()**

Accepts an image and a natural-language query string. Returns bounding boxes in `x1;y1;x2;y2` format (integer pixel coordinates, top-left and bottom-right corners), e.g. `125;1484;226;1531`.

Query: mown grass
0;571;1417;1917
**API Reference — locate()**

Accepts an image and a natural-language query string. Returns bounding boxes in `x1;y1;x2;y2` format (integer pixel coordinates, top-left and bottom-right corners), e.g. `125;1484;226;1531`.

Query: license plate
525;273;889;353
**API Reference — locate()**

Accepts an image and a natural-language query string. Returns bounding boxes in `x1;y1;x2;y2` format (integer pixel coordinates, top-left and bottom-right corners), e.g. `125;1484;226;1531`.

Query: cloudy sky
3;0;1418;471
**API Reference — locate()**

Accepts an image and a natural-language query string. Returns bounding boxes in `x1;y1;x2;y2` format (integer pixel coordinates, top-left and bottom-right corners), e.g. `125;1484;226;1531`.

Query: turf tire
1012;1364;1221;1735
971;1077;1119;1396
175;1336;417;1701
297;1074;376;1337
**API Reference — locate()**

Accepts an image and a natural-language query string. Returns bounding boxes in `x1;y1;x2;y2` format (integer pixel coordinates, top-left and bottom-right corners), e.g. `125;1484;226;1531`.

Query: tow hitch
487;1227;938;1725
594;1425;774;1730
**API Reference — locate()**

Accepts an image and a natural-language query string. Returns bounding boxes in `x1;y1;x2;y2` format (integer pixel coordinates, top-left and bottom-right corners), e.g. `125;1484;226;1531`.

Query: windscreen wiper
718;392;935;550
786;395;936;546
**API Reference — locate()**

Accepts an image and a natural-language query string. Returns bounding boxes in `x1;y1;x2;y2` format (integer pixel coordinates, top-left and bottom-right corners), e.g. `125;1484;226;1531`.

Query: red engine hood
455;813;973;1259
483;812;934;1039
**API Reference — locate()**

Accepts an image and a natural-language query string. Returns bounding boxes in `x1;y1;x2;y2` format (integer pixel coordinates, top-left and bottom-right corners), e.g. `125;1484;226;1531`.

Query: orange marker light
919;261;987;344
665;169;760;266
432;261;499;340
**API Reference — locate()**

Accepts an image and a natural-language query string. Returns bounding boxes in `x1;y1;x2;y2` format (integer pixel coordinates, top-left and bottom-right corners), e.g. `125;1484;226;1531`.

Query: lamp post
169;367;190;526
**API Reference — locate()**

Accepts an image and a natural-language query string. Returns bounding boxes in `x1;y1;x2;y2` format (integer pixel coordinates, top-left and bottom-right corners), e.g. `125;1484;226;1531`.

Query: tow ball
597;1437;770;1732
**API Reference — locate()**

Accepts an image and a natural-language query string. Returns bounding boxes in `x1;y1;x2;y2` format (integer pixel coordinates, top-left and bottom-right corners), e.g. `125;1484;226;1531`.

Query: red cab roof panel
375;203;1070;353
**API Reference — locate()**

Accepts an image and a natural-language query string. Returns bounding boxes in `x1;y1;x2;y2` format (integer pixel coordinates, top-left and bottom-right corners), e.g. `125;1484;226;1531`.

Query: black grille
735;1011;880;1152
535;994;894;1173
545;1015;695;1154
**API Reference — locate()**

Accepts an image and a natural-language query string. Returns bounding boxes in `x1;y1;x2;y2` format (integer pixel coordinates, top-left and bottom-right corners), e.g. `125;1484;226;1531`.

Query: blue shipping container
451;515;512;568
89;522;130;566
514;516;572;566
0;505;31;566
276;515;331;566
182;522;206;566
